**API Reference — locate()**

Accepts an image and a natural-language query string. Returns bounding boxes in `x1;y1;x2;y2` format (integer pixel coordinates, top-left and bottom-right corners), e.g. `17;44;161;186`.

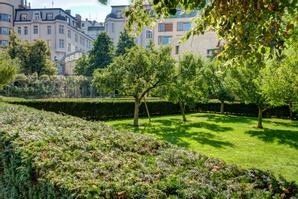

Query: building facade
105;6;220;58
0;0;24;47
81;19;105;40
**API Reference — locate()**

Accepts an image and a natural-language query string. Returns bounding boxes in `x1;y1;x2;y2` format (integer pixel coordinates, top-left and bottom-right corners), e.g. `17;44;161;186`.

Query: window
68;43;71;52
46;13;53;20
34;13;40;20
158;36;172;45
175;45;180;55
146;30;153;39
20;14;28;21
75;46;78;51
0;40;9;47
17;27;21;34
75;34;78;42
0;14;11;22
68;30;71;38
59;25;64;34
111;23;114;33
47;26;52;35
33;25;38;34
207;48;220;58
0;27;9;35
82;23;85;27
158;23;173;32
59;39;65;48
24;26;28;35
177;22;191;31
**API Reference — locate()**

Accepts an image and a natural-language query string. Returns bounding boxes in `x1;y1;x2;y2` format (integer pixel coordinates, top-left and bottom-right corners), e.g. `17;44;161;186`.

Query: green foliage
0;51;18;89
125;0;298;60
116;30;136;56
74;54;90;76
163;53;208;121
1;103;297;198
88;32;114;76
6;98;296;121
8;35;56;76
1;74;93;98
93;45;176;126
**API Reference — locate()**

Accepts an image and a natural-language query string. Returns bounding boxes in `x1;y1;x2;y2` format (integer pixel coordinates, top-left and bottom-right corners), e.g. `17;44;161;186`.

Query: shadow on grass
202;114;256;124
246;128;298;149
112;118;234;149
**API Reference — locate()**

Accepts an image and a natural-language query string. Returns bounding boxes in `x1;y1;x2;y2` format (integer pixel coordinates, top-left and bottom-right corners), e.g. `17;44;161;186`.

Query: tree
227;60;267;129
28;40;57;76
0;51;18;89
201;60;234;114
93;45;176;126
8;36;56;76
163;54;207;121
74;54;90;76
88;32;114;76
116;30;136;56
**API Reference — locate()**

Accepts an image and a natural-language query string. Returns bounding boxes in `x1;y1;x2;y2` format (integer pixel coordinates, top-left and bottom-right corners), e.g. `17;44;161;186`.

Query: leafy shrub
0;103;297;198
6;98;297;121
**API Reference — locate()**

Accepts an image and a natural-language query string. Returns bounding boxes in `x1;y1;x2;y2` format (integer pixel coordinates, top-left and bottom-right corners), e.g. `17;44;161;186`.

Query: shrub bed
0;103;297;198
6;98;297;120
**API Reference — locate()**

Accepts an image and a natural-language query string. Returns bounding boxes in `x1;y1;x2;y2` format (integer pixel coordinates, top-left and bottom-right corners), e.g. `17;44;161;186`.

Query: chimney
76;14;82;28
65;10;71;15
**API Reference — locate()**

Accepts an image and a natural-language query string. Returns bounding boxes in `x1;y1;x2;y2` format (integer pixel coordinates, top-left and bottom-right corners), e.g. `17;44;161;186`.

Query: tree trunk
179;102;187;122
289;103;293;120
220;101;225;114
257;106;263;129
133;98;140;127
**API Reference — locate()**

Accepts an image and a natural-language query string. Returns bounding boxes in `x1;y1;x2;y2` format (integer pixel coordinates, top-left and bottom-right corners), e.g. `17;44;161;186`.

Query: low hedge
6;98;297;120
0;102;297;198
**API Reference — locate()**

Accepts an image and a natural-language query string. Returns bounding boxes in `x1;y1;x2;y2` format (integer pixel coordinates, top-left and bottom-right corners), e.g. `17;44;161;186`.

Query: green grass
107;113;298;182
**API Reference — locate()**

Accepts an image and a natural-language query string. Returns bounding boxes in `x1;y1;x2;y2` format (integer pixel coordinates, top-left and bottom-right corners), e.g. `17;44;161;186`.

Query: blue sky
28;0;130;22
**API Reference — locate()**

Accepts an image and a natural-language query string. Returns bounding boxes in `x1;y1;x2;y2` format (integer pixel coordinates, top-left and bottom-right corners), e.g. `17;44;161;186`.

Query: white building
81;19;105;40
105;5;220;58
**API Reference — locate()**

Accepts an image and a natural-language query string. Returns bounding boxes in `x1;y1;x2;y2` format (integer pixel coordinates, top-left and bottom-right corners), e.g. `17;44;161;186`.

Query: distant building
105;5;220;58
81;19;105;40
14;8;94;64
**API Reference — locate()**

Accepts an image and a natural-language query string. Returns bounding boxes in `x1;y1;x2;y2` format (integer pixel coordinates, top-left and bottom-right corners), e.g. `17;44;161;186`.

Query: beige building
105;6;220;58
0;0;25;47
81;19;105;40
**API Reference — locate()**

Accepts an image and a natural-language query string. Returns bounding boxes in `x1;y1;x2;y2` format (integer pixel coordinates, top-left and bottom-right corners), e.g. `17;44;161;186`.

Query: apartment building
0;0;25;47
105;6;220;58
81;19;105;40
14;8;94;62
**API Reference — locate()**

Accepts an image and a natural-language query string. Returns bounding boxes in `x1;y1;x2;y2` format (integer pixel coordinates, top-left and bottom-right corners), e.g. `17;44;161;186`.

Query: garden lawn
107;113;298;182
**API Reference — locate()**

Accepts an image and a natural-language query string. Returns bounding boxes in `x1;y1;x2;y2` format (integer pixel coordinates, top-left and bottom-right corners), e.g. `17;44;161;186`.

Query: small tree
116;30;136;56
93;45;176;126
227;60;267;128
163;54;207;121
202;60;234;114
74;54;90;76
88;33;114;76
0;51;18;89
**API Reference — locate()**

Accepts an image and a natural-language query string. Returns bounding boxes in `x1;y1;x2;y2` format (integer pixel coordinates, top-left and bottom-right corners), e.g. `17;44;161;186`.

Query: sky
27;0;130;22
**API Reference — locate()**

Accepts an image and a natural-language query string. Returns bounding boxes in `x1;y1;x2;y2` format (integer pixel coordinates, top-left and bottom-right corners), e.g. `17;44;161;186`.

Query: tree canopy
116;30;136;56
93;45;176;126
0;51;18;89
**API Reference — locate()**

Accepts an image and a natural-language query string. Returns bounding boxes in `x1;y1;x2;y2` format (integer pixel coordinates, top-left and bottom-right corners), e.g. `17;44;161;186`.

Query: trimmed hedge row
7;99;297;120
0;102;297;198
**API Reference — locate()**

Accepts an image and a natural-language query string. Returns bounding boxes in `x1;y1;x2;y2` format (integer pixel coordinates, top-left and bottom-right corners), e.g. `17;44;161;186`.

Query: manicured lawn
107;113;298;182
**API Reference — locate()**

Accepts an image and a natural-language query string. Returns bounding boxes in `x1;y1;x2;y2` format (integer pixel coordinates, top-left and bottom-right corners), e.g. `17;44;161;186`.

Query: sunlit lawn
106;113;298;182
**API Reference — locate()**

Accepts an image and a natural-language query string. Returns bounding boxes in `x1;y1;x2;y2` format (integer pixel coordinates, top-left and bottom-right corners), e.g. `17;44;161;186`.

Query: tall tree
0;51;18;89
163;54;207;121
7;31;21;59
74;54;90;76
116;30;136;56
93;45;176;126
88;32;114;76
